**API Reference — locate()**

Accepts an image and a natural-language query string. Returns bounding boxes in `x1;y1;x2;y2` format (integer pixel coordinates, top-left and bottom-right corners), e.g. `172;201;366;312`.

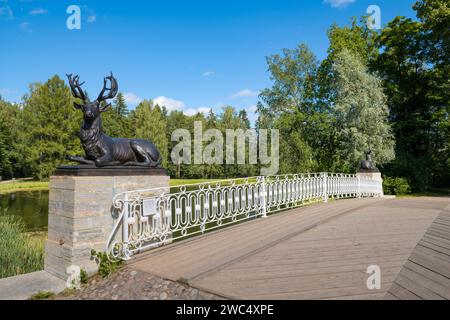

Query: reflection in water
0;190;49;232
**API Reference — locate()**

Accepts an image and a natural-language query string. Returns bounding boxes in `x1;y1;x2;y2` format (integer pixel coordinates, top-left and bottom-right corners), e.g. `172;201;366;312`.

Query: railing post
322;172;328;203
357;175;361;198
122;193;129;247
261;176;267;218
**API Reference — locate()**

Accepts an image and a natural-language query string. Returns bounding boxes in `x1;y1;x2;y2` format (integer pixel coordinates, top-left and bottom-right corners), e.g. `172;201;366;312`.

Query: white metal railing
106;173;383;260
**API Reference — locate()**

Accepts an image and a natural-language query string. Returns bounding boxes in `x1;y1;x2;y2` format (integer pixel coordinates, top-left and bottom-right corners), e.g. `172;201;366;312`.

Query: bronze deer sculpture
66;73;162;167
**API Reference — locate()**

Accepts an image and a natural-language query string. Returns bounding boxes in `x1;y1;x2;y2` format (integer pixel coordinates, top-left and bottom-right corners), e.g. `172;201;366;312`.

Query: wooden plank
403;260;450;289
393;273;445;300
400;264;450;299
409;253;450;279
226;254;409;271
388;283;421;300
422;234;450;250
418;239;450;256
203;260;406;282
384;292;399;300
414;244;450;263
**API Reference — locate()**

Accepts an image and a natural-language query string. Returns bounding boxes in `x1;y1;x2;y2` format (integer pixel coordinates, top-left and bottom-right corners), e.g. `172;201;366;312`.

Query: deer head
66;73;118;120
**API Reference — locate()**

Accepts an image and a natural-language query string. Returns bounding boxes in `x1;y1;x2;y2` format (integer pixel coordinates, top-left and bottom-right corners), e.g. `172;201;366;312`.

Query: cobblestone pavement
55;267;224;300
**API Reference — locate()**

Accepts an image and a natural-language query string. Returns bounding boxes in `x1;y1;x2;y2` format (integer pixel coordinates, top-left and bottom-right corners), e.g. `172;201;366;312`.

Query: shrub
91;250;123;278
383;177;411;195
80;268;88;284
0;216;44;278
29;291;55;300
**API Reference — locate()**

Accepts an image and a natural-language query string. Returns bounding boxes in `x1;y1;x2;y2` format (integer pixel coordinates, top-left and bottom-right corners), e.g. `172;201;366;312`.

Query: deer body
66;73;162;168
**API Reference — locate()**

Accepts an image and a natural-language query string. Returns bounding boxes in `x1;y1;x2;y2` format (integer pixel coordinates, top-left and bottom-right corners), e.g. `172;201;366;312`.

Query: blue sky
0;0;416;122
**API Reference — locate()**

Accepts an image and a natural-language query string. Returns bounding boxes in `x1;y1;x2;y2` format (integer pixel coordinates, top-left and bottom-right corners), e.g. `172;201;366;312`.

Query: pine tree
113;92;129;117
21;75;82;180
130;100;168;167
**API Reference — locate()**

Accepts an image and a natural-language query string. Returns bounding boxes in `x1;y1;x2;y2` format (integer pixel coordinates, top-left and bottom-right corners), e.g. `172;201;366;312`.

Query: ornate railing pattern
106;173;383;259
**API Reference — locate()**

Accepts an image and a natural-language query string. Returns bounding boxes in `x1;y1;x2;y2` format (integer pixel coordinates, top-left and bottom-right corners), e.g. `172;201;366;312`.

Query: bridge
122;196;449;300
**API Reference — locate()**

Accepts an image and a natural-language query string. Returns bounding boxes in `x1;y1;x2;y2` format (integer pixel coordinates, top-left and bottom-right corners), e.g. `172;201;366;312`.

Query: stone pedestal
356;171;382;181
44;166;169;281
357;169;383;197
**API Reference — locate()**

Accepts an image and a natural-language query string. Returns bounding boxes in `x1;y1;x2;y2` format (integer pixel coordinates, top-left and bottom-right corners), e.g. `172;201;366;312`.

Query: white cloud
153;96;185;111
183;107;211;116
248;104;258;113
230;89;259;99
324;0;356;8
0;88;14;95
123;93;143;105
202;71;215;77
29;8;48;16
87;15;96;23
19;21;32;32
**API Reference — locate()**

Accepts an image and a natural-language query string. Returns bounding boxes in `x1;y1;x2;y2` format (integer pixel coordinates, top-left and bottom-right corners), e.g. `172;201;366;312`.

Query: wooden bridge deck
385;203;450;300
129;197;450;300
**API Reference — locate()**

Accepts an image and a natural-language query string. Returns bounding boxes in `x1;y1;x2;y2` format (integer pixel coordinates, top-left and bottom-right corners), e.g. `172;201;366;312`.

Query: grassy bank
0;216;45;279
0;178;240;193
170;178;226;186
0;181;49;194
395;188;450;198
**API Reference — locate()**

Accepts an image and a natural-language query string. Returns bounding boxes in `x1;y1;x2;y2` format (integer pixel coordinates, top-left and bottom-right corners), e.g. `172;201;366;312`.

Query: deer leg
124;143;153;167
66;155;95;165
95;156;121;167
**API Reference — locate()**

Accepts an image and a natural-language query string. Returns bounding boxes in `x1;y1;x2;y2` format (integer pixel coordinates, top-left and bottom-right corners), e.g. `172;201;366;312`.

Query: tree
113;92;129;117
318;17;379;107
0;99;18;179
258;43;319;120
258;43;335;172
332;49;395;171
414;0;450;67
130;100;168;167
375;10;449;189
0;122;11;179
102;92;132;138
238;109;250;129
165;110;192;178
275;112;316;174
21;76;82;180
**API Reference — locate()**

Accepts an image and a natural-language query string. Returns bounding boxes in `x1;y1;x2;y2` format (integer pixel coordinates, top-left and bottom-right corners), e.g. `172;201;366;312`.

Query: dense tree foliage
130;100;168;167
374;0;449;189
332;49;395;170
20;76;83;180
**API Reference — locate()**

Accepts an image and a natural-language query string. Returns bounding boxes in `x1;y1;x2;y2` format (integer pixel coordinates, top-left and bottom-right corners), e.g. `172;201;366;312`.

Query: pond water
0;190;49;232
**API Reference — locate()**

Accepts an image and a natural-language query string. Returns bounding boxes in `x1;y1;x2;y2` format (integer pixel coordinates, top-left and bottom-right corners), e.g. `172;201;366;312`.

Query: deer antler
66;74;87;102
96;72;118;103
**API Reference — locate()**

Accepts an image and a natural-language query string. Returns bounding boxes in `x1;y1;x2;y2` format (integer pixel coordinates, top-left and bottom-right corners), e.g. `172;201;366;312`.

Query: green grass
0;181;49;194
170;177;257;187
395;188;450;198
0;216;45;279
170;178;224;186
0;178;246;191
29;291;55;300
